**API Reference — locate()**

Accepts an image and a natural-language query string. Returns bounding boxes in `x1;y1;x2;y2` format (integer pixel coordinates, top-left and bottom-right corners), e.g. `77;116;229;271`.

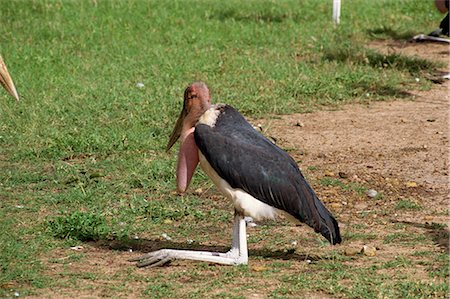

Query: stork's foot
129;249;173;268
129;248;248;268
131;213;249;268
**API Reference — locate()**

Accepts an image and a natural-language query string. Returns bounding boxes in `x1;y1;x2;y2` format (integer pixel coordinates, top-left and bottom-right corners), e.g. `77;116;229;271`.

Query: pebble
366;189;378;198
362;245;377;256
338;172;348;179
193;188;203;195
405;181;417;188
344;247;361;256
324;170;335;177
161;233;172;241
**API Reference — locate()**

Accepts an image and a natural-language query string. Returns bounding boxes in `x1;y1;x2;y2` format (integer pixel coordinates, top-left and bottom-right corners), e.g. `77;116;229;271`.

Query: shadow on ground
323;43;437;75
391;219;449;253
91;238;328;263
367;26;419;40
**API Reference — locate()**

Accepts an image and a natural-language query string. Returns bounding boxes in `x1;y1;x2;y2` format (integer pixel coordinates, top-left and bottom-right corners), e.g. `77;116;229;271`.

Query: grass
395;199;422;210
48;211;111;241
318;177;367;195
0;0;448;298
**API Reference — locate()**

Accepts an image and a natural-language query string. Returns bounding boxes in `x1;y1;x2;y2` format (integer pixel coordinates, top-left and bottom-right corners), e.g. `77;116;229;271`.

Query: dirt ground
30;40;449;298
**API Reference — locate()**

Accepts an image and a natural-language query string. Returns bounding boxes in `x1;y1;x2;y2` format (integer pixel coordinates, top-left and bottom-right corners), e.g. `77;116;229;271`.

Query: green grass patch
48;211;111;242
395;199;422;210
318;177;367;195
427;253;450;279
343;232;378;242
323;42;439;75
144;283;176;299
383;232;427;244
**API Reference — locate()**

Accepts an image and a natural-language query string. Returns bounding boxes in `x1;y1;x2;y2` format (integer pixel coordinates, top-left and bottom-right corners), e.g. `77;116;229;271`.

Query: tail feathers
313;196;341;245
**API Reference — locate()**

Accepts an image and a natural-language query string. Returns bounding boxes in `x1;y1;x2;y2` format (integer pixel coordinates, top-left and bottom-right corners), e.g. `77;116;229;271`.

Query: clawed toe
129;250;173;268
137;257;172;268
128;252;155;262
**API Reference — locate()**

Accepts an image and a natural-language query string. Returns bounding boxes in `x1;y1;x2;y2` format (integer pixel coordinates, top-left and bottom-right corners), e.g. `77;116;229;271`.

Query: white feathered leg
130;211;248;267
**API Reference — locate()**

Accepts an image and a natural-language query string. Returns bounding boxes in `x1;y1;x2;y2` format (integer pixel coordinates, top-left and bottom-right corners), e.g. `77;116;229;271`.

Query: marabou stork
0;55;19;100
131;82;341;267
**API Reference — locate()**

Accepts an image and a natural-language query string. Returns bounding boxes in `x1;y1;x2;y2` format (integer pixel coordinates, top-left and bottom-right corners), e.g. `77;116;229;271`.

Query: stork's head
167;82;211;193
166;82;211;151
183;81;211;119
0;56;19;101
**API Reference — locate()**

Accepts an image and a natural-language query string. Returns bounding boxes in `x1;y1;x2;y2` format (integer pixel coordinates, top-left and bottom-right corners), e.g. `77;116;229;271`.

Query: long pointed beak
0;56;19;101
166;108;187;151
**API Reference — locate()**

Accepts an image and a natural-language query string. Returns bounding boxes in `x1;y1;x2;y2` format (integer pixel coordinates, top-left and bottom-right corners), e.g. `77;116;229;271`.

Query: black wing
194;105;341;244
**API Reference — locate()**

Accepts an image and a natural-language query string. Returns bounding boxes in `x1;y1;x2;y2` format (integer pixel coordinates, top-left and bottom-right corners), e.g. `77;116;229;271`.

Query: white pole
333;0;341;24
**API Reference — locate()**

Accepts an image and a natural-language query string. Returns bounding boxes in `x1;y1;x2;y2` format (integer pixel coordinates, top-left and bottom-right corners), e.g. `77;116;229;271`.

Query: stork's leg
228;211;248;263
130;211;248;267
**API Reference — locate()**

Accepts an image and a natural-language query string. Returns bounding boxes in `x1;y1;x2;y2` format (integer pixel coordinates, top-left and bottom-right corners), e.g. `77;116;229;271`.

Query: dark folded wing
194;105;341;244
